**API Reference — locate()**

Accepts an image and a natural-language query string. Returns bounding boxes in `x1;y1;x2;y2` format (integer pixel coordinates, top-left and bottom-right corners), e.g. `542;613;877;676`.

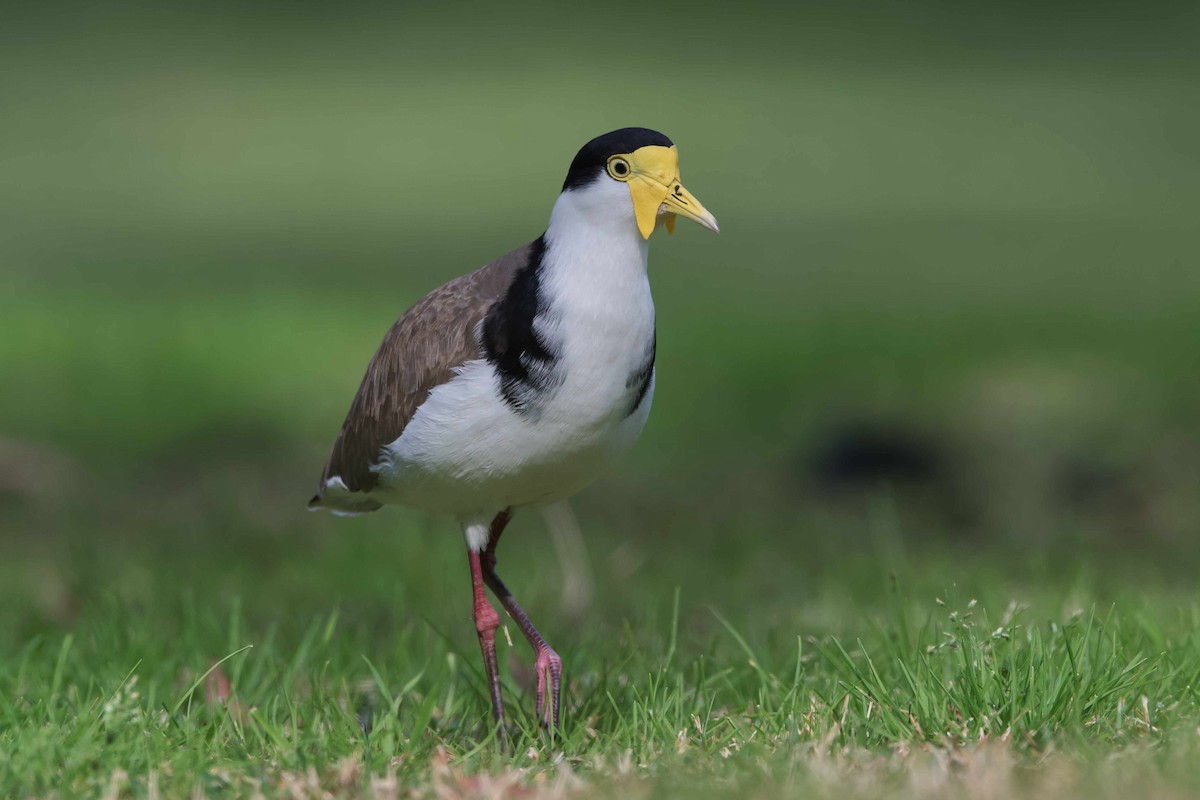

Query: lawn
2;1;1199;796
5;549;1200;798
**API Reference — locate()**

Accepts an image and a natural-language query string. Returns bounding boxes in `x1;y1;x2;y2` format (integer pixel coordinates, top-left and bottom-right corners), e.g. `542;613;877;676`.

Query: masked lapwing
310;128;718;733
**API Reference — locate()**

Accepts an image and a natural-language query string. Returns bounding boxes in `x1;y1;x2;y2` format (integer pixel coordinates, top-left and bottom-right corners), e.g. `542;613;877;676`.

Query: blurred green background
2;0;1199;639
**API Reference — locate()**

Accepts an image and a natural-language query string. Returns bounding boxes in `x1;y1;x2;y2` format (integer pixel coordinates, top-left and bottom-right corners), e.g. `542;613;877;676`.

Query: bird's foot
533;645;563;730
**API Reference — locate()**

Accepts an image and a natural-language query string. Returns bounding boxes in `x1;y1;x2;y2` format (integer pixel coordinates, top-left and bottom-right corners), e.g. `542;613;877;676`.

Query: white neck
533;180;657;423
543;179;650;284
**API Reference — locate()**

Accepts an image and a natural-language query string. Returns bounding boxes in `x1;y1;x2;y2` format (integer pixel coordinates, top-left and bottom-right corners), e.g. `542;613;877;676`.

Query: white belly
374;360;654;516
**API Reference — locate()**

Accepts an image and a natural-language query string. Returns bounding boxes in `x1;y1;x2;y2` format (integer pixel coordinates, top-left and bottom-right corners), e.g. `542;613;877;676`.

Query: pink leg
468;547;507;736
482;510;563;730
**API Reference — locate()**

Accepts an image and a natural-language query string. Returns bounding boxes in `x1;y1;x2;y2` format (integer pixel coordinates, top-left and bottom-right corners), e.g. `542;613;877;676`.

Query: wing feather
311;241;534;505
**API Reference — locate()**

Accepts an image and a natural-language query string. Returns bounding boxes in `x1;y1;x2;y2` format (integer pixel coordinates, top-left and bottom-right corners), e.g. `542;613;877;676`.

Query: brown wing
312;241;534;503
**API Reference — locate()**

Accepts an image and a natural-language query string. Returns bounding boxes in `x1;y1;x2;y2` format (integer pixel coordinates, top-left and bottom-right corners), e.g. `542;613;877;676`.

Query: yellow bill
618;145;719;239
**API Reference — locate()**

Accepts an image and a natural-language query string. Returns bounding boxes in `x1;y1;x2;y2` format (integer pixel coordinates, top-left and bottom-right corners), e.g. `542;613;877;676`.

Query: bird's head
560;128;718;240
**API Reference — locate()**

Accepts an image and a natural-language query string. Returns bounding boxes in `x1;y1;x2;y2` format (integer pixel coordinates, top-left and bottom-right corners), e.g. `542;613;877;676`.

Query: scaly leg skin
482;510;563;731
467;547;508;743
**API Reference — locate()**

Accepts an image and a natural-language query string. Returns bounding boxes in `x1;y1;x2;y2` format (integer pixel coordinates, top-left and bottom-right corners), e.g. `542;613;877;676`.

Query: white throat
535;178;657;424
544;179;650;278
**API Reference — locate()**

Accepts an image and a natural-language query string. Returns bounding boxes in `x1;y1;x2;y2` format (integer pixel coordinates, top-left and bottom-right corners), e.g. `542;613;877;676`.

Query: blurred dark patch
798;411;1200;547
807;422;944;491
800;420;977;536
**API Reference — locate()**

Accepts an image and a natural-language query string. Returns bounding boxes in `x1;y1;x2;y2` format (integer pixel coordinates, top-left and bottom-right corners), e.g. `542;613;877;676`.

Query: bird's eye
606;156;631;181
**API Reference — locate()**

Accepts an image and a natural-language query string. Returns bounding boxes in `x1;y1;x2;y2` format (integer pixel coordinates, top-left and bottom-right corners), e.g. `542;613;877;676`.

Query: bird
309;127;718;734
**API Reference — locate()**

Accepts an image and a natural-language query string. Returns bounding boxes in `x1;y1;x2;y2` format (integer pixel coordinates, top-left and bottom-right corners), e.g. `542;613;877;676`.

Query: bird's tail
308;476;383;516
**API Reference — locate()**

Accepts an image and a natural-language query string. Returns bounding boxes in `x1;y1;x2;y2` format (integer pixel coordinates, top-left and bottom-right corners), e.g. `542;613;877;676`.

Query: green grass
5;564;1200;798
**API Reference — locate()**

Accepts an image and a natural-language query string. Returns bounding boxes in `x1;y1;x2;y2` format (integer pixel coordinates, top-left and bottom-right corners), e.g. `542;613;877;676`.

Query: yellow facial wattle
609;145;719;239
